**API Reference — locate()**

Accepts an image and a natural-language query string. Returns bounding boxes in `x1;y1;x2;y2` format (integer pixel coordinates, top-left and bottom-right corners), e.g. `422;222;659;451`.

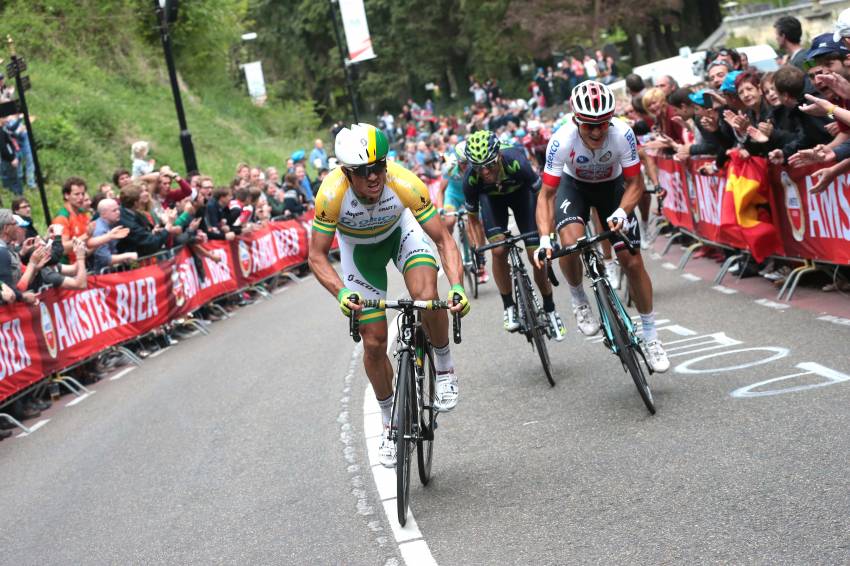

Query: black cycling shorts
554;174;641;249
479;189;540;247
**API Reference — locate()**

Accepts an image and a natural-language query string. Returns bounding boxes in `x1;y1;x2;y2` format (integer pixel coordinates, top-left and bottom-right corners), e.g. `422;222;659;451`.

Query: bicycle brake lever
349;295;361;343
452;292;462;344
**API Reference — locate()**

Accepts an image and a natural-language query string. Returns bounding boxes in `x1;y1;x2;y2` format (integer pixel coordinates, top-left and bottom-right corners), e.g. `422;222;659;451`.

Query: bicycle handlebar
475;231;539;253
548;229;636;261
348;296;462;344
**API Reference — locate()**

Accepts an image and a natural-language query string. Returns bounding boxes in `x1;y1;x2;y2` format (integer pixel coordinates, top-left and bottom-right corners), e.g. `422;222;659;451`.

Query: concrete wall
702;0;850;49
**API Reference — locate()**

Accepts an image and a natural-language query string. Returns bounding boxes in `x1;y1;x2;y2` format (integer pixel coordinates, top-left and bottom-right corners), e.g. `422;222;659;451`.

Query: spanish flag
720;151;783;263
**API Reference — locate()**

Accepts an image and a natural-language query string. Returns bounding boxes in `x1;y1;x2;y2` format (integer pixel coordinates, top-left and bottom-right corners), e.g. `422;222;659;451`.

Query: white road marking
148;346;172;358
817;314;850;327
109;367;137;381
399;539;439;566
681;273;702;281
712;285;738;294
363;311;439;565
15;418;49;438
754;298;790;310
662;262;677;270
64;391;95;407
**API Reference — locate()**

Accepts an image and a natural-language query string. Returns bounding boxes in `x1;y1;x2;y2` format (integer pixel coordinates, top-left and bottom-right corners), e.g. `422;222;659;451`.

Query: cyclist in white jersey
534;80;669;372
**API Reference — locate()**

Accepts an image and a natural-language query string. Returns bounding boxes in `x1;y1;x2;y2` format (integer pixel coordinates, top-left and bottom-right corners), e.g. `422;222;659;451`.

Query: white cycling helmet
570;80;616;124
334;123;390;167
454;141;468;163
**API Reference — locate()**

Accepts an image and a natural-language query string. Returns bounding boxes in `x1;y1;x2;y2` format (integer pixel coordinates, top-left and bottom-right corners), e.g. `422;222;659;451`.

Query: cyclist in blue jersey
440;141;488;284
463;130;566;340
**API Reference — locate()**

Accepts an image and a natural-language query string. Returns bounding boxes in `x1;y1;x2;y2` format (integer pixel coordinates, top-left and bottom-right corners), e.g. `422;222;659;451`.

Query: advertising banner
338;0;377;63
771;164;850;264
657;156;695;231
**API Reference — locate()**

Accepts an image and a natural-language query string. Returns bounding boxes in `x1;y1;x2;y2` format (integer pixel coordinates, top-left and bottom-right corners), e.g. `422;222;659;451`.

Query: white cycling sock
568;283;589;308
640;311;658;342
433;342;453;374
377;394;393;428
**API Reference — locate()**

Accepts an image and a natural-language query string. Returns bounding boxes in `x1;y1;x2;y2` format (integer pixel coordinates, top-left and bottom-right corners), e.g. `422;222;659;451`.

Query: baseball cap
834;8;850;42
688;90;714;108
0;209;16;226
720;71;742;94
806;32;850;60
291;149;305;162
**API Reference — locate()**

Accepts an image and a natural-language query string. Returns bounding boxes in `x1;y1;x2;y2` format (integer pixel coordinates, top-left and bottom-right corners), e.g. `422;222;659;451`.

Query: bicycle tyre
598;281;655;414
396;351;414;525
415;331;435;485
460;227;479;299
516;269;555;386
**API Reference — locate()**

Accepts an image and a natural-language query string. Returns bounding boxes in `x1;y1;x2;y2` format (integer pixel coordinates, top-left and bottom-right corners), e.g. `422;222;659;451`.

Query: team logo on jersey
350;199;358;207
506;160;520;174
559;199;572;214
39;302;58;359
568;148;576;163
599;151;612;163
577;155;589;163
238;240;252;277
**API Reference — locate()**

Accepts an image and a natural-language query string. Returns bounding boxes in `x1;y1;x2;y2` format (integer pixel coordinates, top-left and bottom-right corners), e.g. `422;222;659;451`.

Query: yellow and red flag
719;151;783;262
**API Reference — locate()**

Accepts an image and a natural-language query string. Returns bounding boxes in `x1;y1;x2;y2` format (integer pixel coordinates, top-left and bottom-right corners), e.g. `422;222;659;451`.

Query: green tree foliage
247;0;721;117
0;0;321;228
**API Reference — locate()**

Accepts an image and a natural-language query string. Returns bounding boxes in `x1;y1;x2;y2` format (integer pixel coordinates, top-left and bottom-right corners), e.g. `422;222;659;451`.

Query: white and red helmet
570;80;616;124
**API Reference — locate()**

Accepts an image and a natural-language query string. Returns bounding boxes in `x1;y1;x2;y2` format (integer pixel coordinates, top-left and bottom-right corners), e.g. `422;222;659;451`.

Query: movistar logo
506;160;520;174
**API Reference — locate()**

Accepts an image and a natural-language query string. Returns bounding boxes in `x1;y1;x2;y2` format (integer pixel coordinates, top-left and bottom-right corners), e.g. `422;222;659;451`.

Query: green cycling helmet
464;130;500;166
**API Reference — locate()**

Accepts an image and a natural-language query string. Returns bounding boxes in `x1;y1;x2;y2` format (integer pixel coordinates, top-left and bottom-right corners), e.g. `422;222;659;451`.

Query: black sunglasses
347;159;387;178
472;157;500;172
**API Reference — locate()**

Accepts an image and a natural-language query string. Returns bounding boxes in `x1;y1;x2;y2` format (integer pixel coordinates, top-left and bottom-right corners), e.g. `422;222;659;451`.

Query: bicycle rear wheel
516;270;555;386
395;352;415;525
598;281;655;414
415;331;435;485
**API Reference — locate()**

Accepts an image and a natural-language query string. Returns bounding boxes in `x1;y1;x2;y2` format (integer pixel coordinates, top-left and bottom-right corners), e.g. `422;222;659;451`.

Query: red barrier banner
687;158;726;243
300;209;339;251
0;302;43;402
657;156;695;231
0;219;314;404
771;164;850;264
231;219;309;287
37;261;177;373
173;243;240;316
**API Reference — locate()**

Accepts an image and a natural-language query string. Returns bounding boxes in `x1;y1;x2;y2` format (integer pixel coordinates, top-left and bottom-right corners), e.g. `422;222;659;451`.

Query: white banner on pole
339;0;376;63
241;61;267;102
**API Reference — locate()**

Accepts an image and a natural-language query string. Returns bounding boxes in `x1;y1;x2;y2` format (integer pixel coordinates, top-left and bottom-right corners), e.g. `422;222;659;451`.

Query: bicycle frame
579;246;640;354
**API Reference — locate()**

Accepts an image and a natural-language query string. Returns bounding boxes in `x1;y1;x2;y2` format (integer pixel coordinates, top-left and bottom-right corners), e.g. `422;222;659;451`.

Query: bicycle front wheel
396;351;415;525
516;270;555;386
598;281;655;414
460;228;479;299
415;332;435;485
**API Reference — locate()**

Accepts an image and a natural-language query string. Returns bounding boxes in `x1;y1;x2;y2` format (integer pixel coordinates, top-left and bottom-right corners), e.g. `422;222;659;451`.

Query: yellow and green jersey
312;160;437;243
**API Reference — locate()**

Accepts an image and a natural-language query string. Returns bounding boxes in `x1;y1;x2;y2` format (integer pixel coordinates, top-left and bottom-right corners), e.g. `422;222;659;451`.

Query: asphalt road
0;238;848;565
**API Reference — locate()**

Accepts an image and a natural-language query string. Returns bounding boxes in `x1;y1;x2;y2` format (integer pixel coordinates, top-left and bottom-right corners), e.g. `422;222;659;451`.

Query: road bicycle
443;208;481;299
549;230;656;414
478;232;556;387
349;296;461;526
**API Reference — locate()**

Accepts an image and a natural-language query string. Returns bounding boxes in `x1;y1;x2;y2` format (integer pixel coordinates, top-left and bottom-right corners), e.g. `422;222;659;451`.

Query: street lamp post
5;36;51;222
153;0;198;174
